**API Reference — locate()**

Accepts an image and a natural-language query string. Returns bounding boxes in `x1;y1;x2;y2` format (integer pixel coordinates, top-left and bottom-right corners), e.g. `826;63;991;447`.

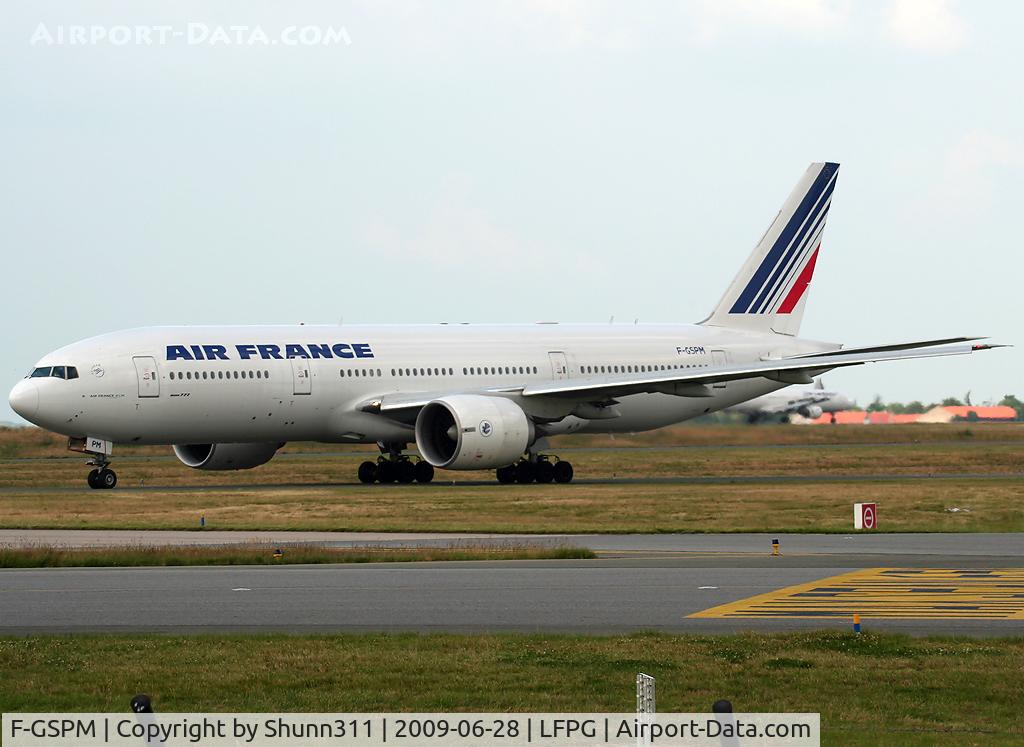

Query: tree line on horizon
864;394;1023;419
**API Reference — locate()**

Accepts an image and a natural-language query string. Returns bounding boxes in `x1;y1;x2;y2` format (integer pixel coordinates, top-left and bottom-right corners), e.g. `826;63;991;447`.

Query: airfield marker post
636;672;655;747
771;538;780;556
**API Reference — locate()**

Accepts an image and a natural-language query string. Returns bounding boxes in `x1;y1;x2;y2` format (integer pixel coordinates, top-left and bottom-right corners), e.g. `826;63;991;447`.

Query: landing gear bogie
497;455;573;485
360;445;434;485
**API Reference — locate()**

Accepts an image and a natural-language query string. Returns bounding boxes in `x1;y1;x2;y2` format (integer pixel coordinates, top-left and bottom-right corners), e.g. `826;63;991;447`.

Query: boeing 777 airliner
9;163;1001;488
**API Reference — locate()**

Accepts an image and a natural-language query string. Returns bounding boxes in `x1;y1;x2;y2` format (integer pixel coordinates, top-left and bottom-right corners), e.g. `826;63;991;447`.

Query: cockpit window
29;366;78;379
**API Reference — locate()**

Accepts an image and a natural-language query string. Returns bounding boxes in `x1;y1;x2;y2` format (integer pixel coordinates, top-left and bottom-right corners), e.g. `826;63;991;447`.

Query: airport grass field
3;423;1023;747
1;632;1021;746
0;424;1021;533
0;544;593;568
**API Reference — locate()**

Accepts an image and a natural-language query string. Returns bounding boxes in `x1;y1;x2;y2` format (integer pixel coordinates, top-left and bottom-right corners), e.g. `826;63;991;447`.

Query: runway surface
2;531;1023;636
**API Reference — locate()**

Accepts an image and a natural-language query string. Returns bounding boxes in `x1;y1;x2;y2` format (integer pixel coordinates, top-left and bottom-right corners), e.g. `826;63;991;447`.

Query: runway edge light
854;502;877;530
771;538;780;556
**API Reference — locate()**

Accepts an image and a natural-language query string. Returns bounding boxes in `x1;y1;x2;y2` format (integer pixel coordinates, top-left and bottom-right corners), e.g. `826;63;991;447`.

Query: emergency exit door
548;351;569;380
132;356;160;397
291;358;312;395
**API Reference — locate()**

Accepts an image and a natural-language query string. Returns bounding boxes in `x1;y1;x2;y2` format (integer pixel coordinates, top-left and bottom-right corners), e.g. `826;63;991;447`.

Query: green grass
0;424;1021;533
0;632;1020;745
0;544;594;568
1;478;1020;533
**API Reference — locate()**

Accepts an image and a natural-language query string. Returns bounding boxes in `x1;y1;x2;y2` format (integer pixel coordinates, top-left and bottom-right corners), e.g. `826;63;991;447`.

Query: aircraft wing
362;338;1002;415
520;338;1002;400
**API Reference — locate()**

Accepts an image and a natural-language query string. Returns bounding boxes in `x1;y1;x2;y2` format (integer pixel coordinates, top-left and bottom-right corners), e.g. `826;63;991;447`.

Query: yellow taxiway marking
690;568;1024;619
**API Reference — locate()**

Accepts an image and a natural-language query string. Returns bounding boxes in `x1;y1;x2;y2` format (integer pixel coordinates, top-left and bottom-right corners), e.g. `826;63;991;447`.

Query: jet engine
173;442;282;470
415;395;533;469
797;405;823;419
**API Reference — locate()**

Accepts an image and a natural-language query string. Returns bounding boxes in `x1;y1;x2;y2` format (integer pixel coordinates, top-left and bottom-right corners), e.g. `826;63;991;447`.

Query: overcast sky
2;0;1021;423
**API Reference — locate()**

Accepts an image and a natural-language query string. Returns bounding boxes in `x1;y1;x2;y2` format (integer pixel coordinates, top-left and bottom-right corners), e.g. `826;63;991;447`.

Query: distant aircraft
726;379;854;423
9;163;1001;489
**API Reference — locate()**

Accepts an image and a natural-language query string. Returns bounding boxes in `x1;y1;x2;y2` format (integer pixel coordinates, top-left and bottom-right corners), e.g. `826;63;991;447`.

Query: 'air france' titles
166;343;374;361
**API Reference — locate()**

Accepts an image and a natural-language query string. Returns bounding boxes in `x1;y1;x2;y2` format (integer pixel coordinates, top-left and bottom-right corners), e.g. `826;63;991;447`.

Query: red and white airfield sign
854;502;877;530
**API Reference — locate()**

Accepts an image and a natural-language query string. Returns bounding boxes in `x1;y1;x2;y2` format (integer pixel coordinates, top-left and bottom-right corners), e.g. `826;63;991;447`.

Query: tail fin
701;162;839;336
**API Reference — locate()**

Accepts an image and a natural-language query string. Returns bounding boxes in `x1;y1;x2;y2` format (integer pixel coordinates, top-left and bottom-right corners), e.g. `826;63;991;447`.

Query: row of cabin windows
29;366;79;380
393;367;454;377
342;369;383;378
581;363;707;375
464;366;538;376
169;370;270;381
381;366;539;377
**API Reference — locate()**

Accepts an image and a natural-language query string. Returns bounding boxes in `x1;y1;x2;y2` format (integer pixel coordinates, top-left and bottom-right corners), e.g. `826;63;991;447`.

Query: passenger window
256;371;262;379
248;371;254;379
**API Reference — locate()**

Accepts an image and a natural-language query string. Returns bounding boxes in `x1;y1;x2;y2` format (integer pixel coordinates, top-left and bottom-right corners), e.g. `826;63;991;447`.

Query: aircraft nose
9;380;39;420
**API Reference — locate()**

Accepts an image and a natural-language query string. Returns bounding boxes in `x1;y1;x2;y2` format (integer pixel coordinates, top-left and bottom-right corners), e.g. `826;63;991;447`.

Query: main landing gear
496;455;574;485
358;443;434;484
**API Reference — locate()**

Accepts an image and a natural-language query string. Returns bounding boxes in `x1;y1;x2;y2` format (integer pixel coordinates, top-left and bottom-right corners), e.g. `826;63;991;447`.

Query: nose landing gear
87;466;117;490
70;436;117;490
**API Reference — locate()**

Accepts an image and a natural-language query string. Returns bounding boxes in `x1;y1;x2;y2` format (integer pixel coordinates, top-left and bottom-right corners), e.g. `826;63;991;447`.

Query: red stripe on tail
777;245;819;314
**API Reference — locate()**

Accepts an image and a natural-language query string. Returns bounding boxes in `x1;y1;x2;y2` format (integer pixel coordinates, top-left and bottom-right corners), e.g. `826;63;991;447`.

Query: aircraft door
290;358;312;395
711;349;728;388
548;351;569;380
133;356;160;397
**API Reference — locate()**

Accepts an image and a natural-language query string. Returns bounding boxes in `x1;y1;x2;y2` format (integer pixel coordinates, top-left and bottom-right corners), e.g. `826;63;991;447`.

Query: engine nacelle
797;405;823;419
415;395;533;469
173;442;282;470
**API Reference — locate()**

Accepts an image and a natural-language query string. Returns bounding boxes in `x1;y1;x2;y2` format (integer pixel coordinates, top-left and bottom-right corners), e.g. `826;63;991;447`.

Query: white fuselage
11;323;826;448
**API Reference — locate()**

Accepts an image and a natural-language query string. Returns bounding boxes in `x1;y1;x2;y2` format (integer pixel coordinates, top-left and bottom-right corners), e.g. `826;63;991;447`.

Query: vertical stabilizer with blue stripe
701;162;839;336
